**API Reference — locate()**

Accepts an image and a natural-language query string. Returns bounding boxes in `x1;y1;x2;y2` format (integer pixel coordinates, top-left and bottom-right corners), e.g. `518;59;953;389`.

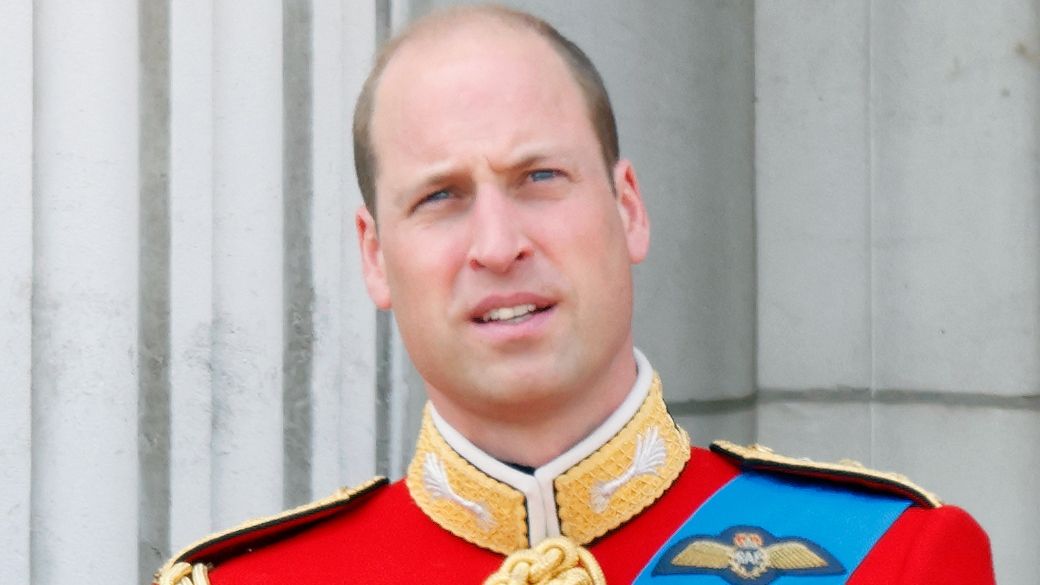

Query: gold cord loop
156;562;211;585
483;537;606;585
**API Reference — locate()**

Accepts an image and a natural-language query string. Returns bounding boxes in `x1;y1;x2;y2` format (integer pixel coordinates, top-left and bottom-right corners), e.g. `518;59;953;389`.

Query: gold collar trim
405;364;690;554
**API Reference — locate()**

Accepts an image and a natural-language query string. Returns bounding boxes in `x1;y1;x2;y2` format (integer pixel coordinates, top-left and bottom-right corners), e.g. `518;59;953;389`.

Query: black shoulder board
154;477;388;585
711;440;942;508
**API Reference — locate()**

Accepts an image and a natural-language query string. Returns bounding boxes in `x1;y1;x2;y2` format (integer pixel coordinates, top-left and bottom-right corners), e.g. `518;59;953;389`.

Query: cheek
532;200;630;296
382;230;466;307
543;197;627;256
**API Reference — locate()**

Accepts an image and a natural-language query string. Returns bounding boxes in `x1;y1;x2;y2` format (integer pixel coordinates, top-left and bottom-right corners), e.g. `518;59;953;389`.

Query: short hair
352;5;620;216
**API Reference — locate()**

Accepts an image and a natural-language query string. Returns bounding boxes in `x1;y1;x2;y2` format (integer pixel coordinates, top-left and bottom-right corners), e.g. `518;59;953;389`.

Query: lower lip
470;306;555;343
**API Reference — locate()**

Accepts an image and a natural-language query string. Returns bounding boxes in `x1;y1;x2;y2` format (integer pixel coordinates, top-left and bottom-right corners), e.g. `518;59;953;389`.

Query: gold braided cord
157;562;210;585
483;537;606;585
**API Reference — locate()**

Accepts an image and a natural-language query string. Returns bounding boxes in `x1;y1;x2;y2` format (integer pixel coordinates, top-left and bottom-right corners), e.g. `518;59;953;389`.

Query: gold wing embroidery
671;540;733;569
765;541;829;569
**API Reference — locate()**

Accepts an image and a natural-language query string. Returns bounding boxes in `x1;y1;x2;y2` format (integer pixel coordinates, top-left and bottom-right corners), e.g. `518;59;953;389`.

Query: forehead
369;21;595;189
377;18;576;107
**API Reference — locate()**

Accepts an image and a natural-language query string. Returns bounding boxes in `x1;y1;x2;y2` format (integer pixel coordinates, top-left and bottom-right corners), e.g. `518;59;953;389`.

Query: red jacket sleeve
852;504;994;584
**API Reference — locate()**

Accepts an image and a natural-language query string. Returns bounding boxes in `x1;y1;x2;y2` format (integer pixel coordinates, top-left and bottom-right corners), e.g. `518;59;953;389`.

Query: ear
612;159;650;264
355;205;392;309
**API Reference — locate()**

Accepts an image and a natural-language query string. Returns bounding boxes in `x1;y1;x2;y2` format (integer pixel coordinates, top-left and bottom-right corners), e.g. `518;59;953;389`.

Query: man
156;5;994;584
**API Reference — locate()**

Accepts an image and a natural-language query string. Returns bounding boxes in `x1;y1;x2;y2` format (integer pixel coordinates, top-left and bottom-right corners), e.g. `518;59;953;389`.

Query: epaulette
154;476;388;585
710;441;942;509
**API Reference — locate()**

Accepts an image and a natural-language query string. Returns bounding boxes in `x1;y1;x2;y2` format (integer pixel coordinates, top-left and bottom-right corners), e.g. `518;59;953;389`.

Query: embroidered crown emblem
653;526;845;585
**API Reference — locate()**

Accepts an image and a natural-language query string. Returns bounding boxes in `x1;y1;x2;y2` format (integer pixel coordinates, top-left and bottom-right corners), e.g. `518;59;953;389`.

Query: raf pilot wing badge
653;525;844;584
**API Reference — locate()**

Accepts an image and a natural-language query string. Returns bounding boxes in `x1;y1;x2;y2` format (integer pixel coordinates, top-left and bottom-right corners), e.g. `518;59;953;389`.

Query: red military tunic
156;354;993;584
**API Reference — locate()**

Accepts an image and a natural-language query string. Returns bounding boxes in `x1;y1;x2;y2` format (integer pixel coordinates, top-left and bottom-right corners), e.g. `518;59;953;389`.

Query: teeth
482;304;537;322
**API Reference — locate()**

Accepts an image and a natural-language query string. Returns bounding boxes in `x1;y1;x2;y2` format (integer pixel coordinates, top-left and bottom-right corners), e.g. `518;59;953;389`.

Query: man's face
357;23;649;422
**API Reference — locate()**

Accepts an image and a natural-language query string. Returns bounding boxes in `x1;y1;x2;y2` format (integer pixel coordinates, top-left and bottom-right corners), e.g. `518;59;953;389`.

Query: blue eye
529;169;559;182
419;189;451;206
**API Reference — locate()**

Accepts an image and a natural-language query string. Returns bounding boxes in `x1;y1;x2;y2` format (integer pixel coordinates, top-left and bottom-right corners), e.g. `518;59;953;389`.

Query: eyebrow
393;143;572;207
395;160;461;208
496;142;568;172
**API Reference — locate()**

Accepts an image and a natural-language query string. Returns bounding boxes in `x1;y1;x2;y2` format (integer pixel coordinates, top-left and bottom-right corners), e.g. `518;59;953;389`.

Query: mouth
473;302;555;325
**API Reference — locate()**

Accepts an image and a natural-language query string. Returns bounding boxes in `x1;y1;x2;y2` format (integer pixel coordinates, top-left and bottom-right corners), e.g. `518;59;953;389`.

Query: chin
478;367;579;407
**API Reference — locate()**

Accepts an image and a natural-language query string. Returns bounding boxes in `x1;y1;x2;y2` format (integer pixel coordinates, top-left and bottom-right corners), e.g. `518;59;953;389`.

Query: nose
466;187;530;273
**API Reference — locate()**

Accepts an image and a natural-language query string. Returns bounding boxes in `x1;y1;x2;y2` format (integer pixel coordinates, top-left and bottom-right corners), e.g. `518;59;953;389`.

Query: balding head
352;5;619;216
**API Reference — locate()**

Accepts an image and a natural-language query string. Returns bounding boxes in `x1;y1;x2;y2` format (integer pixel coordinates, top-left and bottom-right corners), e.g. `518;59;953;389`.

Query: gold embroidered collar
405;350;690;554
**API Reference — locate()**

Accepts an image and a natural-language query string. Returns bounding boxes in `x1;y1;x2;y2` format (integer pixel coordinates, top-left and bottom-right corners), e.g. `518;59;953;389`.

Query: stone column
210;1;286;529
31;1;140;582
0;2;34;584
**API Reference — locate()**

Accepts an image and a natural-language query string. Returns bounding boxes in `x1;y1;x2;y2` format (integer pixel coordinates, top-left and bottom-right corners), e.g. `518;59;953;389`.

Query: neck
427;347;639;468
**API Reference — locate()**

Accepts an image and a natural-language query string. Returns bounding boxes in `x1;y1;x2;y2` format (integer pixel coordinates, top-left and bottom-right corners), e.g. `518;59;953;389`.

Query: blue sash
633;471;911;584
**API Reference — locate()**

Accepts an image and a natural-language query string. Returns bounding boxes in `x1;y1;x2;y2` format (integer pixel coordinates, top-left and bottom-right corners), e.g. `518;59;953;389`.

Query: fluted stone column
167;0;215;555
311;0;381;494
31;2;140;583
210;1;286;529
0;2;34;584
